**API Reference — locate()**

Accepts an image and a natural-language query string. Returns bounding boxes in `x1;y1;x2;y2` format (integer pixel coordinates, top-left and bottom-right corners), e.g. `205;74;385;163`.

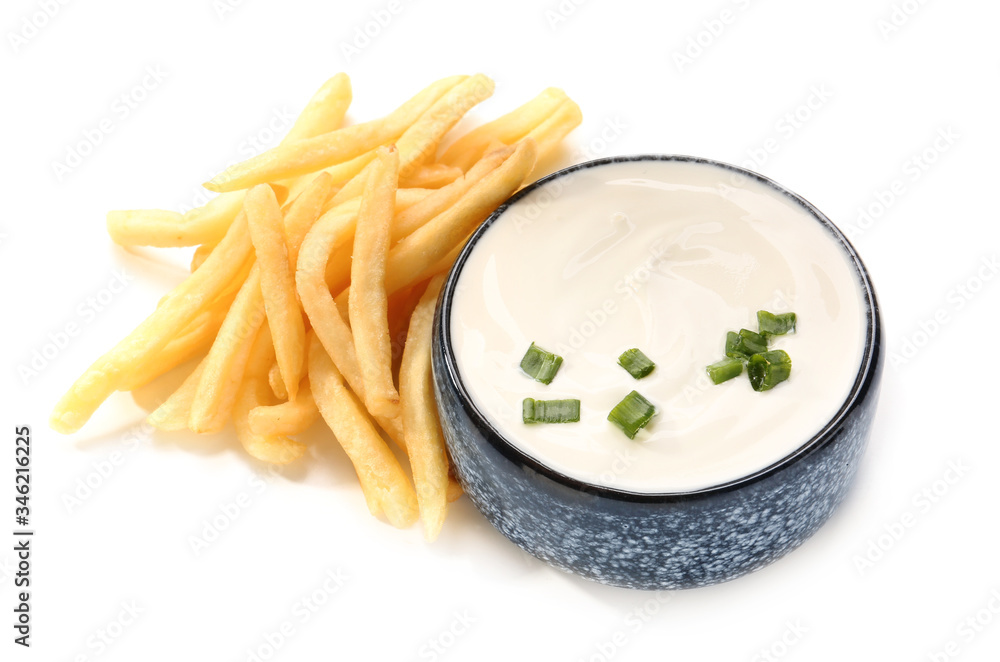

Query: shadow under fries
116;244;194;287
427;491;559;584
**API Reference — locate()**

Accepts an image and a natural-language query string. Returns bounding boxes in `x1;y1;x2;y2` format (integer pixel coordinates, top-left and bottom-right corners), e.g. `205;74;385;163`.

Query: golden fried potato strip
206;76;467;192
308;336;418;528
349;145;401;419
440;87;568;169
399;274;450;540
246;184;306;401
51;209;255;433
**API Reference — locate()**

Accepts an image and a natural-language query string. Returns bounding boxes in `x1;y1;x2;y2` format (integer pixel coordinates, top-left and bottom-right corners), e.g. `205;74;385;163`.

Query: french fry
387;281;429;371
424;230;473;279
524;98;583;160
106;76;348;248
399;163;463;189
308;335;418;528
50;209;256;434
324;145;514;293
246;184;306;401
53;73;583;536
283;72;352;144
268;361;288;400
297;210;408;451
331;139;536;311
106;191;245;248
400;274;450;540
440;87;568;169
106;185;290;249
190;241;216;272
292;152;376;207
281;171;335;265
148;358;207;431
233;324;307;464
188;264;266;433
349;145;400;419
206;76;468;192
391;145;514;244
297;212;368;396
384;139;536;292
119;298;230;391
316;187;432;269
394;74;494;176
249;378;319;436
447;479;464;503
326;74;494;207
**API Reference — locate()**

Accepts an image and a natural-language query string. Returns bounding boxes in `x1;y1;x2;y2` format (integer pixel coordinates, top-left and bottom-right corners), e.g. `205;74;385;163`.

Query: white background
2;0;999;660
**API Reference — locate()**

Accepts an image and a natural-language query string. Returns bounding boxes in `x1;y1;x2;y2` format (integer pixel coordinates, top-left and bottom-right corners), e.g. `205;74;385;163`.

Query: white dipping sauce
449;159;866;493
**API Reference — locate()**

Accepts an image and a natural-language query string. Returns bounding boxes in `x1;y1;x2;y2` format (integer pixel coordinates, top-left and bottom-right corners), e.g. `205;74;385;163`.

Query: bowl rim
435;154;881;503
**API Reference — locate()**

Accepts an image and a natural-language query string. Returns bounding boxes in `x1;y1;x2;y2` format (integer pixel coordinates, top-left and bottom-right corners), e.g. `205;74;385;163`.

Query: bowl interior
435;154;880;502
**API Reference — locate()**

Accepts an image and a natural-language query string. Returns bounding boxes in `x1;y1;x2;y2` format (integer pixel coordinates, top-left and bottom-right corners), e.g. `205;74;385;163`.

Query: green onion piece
519;342;563;385
747;350;792;392
724;331;746;360
617;348;656;379
726;328;768;359
607;390;656;439
522;398;581;424
706;357;744;384
757;310;797;336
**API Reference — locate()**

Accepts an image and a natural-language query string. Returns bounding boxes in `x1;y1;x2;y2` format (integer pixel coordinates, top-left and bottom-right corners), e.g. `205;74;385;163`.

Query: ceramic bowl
432;155;883;590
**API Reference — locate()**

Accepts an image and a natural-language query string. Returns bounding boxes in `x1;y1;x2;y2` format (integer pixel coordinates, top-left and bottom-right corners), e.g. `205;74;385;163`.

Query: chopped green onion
706;357;744;384
522;398;581;424
607;390;656;439
757;310;797;336
724;331;745;360
725;328;768;360
617;348;656;379
519;342;563;385
747;350;792;392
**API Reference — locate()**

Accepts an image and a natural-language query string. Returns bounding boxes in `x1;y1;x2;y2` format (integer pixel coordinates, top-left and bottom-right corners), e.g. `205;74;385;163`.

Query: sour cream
449;158;867;493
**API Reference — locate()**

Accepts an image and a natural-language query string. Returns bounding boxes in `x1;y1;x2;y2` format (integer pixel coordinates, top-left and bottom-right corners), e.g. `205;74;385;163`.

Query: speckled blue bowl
432;155;883;590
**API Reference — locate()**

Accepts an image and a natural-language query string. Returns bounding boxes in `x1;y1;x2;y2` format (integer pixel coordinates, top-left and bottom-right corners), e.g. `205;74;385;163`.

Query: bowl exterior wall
433;325;882;589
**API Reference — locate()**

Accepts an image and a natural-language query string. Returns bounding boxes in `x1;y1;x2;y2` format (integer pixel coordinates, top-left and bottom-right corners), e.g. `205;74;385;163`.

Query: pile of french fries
50;73;582;540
